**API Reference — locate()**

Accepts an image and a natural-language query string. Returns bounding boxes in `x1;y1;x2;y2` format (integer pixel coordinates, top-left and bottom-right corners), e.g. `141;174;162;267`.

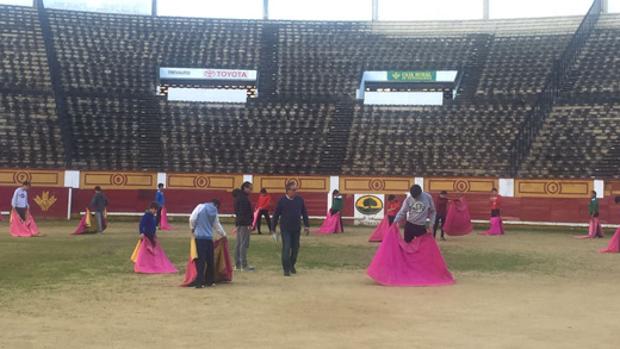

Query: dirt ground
1;221;619;349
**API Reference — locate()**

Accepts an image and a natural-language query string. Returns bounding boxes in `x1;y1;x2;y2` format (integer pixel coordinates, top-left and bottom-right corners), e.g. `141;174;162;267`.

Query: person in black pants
189;199;226;288
272;181;310;277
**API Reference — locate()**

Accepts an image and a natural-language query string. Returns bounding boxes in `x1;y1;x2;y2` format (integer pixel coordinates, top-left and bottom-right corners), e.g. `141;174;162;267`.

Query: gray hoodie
394;192;436;227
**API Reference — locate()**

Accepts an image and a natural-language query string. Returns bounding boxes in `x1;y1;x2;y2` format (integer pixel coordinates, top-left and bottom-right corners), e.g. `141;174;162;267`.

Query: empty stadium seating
519;103;620;178
47;9;262;95
342;104;530;177
0;5;619;179
0;5;52;92
0;93;64;168
159;101;338;174
561;14;620;97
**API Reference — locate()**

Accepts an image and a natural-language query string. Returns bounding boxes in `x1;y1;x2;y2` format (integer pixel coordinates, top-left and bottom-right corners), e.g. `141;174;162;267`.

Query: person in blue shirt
140;202;159;244
189;199;226;288
155;183;165;228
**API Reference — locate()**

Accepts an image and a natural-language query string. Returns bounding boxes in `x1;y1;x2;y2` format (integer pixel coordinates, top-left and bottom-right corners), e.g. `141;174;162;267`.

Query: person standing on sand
272;181;310;277
234;182;255;271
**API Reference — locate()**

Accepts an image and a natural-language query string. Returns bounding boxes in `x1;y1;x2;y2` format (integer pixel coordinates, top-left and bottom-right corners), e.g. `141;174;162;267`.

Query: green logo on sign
388;71;436;82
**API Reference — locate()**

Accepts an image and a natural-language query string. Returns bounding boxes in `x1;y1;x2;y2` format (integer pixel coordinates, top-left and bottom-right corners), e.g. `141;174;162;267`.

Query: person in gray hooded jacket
393;184;436;243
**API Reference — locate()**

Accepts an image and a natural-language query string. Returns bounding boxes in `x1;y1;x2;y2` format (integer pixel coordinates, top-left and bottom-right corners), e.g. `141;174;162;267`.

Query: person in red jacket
490;187;502;217
256;188;274;235
386;195;400;225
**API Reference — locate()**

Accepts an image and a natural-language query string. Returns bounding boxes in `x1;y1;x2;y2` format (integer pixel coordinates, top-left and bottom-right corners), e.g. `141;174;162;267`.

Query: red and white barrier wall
0;169;618;226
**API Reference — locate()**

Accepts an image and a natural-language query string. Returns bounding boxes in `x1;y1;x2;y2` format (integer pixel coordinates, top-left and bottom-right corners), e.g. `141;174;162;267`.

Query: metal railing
509;0;602;176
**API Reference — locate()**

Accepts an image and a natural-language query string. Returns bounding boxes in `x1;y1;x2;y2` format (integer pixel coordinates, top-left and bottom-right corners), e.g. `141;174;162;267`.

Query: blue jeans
281;230;300;273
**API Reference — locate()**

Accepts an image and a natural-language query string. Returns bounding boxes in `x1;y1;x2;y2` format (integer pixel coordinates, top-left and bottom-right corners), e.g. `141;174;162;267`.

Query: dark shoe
195;284;206;289
290;266;297;274
440;236;446;241
284;271;291;277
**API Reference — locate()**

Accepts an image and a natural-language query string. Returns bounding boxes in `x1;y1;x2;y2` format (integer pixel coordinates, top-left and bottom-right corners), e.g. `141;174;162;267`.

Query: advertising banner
353;193;384;225
160;67;257;81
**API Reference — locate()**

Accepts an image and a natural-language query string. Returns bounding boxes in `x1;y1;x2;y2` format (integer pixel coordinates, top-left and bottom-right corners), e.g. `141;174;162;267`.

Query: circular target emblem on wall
453;180;470;193
111;174;127;186
369;179;385;191
194;176;210;188
13;171;32;184
544;181;560;195
355;195;384;215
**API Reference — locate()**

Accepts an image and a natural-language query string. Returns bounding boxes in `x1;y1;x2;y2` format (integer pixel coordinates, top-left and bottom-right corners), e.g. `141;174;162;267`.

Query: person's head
491;188;498;195
285;181;298;197
615;196;620;204
148;201;158;214
94;186;102;192
211;199;221;209
260;188;267;195
22;181;31;190
241;181;253;194
232;188;241;198
387;194;396;202
440;190;448;198
410;184;422;199
591;190;597;198
332;189;340;196
158;183;164;190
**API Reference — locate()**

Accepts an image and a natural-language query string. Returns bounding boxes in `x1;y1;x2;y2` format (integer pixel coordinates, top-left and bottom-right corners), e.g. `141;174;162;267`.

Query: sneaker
440;236;446;241
284;271;291;277
195;284;206;289
290;266;297;274
243;266;256;272
271;233;278;243
234;266;243;272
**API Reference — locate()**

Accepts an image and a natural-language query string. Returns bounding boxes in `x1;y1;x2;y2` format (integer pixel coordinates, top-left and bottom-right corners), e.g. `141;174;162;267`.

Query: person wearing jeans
155;183;165;228
89;186;108;233
234;182;254;271
272;181;310;277
189;199;226;288
394;185;436;243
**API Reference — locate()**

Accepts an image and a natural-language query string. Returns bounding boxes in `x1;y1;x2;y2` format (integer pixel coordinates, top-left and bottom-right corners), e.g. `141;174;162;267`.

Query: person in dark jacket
234;182;254;271
139;202;159;244
272;181;310;277
89;186;108;233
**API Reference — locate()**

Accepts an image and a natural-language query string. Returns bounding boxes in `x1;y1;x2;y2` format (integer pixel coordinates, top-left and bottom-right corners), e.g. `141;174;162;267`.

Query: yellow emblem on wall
34;191;58;212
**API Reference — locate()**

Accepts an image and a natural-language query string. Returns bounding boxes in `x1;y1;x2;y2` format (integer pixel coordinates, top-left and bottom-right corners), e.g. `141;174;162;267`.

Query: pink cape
131;237;178;274
315;211;342;235
480;216;504;236
575;218;604;239
600;227;620;253
367;224;454;287
182;238;233;286
159;206;173;231
443;198;473;236
72;214;91;235
251;208;260;231
9;210;39;237
368;216;390;242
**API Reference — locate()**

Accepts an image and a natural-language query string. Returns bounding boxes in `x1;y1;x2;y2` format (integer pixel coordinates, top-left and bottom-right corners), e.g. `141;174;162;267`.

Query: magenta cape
480;216;504;236
182;238;233;286
131;237;178;274
72;209;102;235
600;227;620;253
368;216;390;242
443;198;473;236
251;208;260;231
159;206;173;231
315;211;342;235
575;218;604;239
367;224;454;287
9;209;39;237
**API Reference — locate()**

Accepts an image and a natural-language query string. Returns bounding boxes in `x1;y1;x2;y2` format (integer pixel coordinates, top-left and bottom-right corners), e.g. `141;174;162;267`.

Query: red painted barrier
0;186;69;219
0;185;616;224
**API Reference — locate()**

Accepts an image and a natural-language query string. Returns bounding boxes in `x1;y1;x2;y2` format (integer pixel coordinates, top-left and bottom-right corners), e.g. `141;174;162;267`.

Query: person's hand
304;227;310;236
139;233;145;240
